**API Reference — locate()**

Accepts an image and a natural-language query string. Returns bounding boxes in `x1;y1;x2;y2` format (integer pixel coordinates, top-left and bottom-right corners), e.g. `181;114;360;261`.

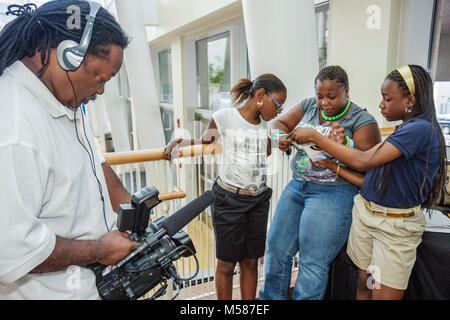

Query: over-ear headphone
56;1;102;71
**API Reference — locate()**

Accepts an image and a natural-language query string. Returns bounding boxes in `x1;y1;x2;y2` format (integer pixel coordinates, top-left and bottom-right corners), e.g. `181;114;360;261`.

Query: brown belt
216;178;267;196
363;199;415;218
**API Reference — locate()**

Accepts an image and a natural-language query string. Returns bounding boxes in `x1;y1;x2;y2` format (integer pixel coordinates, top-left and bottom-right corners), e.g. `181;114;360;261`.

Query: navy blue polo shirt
361;118;440;208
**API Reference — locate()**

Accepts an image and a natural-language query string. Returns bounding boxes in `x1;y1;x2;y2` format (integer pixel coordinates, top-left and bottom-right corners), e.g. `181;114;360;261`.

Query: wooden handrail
104;144;222;165
175;143;222;158
105;127;394;165
158;187;186;200
105;149;164;165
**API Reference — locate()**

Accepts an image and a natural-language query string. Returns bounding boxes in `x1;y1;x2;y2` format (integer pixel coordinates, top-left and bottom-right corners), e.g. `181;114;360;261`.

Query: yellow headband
396;64;415;96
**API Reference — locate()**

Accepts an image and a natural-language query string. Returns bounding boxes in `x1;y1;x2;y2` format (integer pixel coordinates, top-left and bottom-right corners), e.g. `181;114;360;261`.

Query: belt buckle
363;199;374;214
255;186;267;196
249;185;267;196
363;199;385;217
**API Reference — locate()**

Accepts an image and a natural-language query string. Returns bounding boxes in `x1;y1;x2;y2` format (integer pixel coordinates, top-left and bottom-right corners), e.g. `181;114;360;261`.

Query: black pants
211;182;273;263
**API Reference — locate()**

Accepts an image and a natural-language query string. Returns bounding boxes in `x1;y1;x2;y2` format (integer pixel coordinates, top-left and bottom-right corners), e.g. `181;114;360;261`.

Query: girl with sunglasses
164;73;286;300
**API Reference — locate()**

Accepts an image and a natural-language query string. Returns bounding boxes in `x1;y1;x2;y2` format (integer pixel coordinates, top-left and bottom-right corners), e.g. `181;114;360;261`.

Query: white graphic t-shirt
213;108;268;190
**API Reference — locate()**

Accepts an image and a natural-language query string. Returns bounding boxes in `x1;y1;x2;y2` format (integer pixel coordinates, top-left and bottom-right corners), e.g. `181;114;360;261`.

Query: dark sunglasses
266;91;283;110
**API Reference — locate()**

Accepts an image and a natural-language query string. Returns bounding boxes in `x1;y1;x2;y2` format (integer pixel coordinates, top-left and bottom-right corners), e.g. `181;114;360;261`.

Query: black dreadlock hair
0;0;129;77
367;65;447;210
230;73;286;105
314;65;349;89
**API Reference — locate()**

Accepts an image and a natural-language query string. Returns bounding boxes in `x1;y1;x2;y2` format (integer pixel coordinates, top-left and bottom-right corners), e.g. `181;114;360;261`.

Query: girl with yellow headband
287;64;446;300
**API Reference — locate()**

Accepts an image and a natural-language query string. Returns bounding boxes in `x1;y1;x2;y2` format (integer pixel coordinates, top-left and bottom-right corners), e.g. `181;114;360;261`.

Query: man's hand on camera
97;230;140;266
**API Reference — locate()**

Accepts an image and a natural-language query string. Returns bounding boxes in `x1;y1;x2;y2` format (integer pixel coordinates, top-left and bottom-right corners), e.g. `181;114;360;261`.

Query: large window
159;49;173;104
116;65;135;150
430;0;450;146
196;32;231;110
160;108;173;145
315;1;330;70
431;0;450;82
155;48;174;145
435;83;450;114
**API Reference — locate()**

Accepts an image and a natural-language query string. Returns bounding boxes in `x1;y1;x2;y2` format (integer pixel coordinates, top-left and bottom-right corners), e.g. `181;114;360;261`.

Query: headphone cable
66;71;110;232
80;107;110;232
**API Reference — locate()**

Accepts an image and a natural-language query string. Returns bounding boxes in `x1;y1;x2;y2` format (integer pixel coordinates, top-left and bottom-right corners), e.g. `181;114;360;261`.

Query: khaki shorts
346;194;425;290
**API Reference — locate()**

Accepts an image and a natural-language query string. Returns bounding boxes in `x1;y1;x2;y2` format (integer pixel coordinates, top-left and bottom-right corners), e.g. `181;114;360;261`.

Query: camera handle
103;228;167;276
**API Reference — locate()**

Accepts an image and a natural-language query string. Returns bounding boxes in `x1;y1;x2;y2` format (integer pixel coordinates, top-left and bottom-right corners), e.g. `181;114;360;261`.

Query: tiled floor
176;270;299;300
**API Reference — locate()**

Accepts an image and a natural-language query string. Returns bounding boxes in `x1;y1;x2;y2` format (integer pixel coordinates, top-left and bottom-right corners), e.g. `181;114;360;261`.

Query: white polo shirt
0;61;116;299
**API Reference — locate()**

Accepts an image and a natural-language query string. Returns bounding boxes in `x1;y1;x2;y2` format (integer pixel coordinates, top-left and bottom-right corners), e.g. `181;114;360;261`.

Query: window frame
151;45;175;144
158;48;174;105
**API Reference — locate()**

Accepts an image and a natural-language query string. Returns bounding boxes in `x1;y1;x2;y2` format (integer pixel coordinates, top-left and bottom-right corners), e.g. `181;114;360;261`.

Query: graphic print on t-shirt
291;122;337;183
222;127;268;190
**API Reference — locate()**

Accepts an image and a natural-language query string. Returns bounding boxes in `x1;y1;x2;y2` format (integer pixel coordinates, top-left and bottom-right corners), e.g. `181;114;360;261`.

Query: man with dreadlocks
259;65;381;300
288;64;446;300
0;1;140;299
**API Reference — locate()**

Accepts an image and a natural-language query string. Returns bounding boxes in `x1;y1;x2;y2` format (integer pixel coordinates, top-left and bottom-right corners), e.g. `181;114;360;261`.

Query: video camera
90;185;215;300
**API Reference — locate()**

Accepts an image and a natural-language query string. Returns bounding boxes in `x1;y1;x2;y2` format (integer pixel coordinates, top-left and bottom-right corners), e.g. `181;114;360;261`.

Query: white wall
397;0;435;68
328;0;402;127
242;0;319;109
146;0;242;46
328;0;435;128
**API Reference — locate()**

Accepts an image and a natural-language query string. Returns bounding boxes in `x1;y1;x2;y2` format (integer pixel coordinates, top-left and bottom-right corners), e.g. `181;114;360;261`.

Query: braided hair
0;0;129;77
367;65;447;210
230;73;286;105
314;65;349;89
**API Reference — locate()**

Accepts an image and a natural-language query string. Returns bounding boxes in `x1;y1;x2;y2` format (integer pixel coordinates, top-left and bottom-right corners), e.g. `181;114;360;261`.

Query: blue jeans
259;179;358;300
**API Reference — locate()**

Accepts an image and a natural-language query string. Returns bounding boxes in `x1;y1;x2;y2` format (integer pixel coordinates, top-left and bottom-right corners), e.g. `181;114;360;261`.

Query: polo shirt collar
5;61;80;121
